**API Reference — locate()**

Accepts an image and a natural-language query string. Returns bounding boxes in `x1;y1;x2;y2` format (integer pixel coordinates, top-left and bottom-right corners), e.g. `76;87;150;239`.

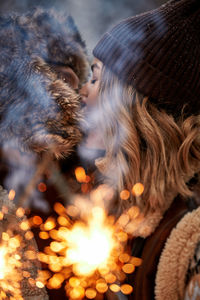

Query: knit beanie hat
93;0;200;117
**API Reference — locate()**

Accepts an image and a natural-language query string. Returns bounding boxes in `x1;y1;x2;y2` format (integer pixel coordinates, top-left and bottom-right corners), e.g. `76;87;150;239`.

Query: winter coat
105;195;200;300
130;195;200;300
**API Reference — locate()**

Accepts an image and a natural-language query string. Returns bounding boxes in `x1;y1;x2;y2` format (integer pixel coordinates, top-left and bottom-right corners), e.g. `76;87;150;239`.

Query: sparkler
0;195;47;300
36;167;143;300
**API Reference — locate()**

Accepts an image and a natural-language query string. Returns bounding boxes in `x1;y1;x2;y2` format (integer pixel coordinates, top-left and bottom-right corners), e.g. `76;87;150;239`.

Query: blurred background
0;0;167;54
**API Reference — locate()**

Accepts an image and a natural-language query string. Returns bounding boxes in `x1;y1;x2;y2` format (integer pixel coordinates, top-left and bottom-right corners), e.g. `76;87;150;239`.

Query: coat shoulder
155;207;200;300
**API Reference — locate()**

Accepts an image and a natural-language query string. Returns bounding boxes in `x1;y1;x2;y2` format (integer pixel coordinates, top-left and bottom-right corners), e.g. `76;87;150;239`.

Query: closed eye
91;79;97;84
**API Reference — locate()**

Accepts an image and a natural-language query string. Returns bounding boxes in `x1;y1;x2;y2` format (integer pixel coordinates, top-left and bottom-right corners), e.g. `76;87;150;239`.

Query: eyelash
91;79;97;84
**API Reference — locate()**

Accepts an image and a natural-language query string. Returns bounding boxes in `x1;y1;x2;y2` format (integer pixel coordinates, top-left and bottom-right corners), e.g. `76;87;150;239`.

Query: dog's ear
65;15;87;50
0;55;83;158
0;9;89;157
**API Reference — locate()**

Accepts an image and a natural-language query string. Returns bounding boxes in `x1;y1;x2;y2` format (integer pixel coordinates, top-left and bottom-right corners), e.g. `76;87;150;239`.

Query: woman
81;0;200;299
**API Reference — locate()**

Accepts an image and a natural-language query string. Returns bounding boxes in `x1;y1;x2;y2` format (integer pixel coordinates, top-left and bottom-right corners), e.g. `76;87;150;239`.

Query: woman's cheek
88;85;99;107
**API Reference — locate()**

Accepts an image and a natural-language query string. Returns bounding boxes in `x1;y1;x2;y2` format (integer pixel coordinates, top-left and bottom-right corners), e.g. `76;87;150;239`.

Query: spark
64;206;116;276
36;167;143;299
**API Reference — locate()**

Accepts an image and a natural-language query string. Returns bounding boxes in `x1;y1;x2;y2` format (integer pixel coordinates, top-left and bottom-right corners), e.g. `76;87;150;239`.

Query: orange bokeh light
121;284;133;295
85;288;97;299
122;264;135;274
32;215;43;226
120;190;130;200
38;182;47;193
132;183;144;197
8;189;15;201
39;231;49;240
109;284;121;293
75;167;87;183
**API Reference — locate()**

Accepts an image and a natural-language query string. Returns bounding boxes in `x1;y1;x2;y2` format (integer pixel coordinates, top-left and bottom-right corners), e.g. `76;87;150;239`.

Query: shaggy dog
0;8;89;157
0;8;89;299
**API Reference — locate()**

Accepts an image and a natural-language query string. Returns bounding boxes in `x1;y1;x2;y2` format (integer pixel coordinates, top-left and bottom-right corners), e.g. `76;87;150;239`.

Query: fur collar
155;207;200;300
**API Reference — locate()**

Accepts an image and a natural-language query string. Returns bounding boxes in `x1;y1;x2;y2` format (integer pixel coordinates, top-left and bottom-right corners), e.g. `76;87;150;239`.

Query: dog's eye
57;72;71;83
51;65;79;89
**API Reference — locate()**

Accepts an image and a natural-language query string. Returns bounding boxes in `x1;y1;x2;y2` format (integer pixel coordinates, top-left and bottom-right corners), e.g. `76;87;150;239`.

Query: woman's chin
78;131;105;163
83;130;105;150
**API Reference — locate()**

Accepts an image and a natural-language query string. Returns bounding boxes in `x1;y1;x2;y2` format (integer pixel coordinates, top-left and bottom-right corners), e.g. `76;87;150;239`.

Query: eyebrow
91;63;100;72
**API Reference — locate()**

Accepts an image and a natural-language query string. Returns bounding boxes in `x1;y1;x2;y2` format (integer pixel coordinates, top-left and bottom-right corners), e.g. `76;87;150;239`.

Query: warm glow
75;167;87;183
120;190;130;200
69;286;85;299
130;256;143;266
109;284;121;293
64;207;116;276
57;216;70;227
116;231;128;242
66;205;79;217
16;207;25;218
85;288;97;299
8;189;15;201
50;241;65;253
128;206;140;219
36;182;142;299
25;231;34;240
69;277;80;287
105;273;116;283
36;281;45;288
54;202;66;215
32;215;43;226
121;284;133;295
132;183;144;196
0;247;6;279
119;253;130;263
20;220;30;231
2;232;9;241
96;281;108;293
25;250;37;260
122;263;135;274
0;211;3;220
44;218;56;231
38;182;47;193
0;242;23;298
48;273;64;289
39;231;49;240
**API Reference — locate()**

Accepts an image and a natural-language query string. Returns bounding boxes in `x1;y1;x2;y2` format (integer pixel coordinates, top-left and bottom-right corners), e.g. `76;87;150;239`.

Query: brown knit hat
93;0;200;118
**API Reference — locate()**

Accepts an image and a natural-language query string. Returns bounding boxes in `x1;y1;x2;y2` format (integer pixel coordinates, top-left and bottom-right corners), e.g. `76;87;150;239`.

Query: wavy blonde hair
96;67;200;215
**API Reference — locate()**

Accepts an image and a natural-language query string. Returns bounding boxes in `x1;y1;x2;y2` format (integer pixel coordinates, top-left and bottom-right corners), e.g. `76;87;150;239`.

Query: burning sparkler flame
37;169;144;299
38;198;141;299
64;206;116;276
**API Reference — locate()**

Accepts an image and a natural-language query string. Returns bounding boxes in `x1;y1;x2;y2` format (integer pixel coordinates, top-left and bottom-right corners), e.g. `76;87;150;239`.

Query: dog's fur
0;9;89;298
0;8;89;157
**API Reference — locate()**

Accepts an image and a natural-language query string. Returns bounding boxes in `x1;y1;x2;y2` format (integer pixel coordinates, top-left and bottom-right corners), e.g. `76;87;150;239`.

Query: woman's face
80;58;103;108
80;58;105;150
